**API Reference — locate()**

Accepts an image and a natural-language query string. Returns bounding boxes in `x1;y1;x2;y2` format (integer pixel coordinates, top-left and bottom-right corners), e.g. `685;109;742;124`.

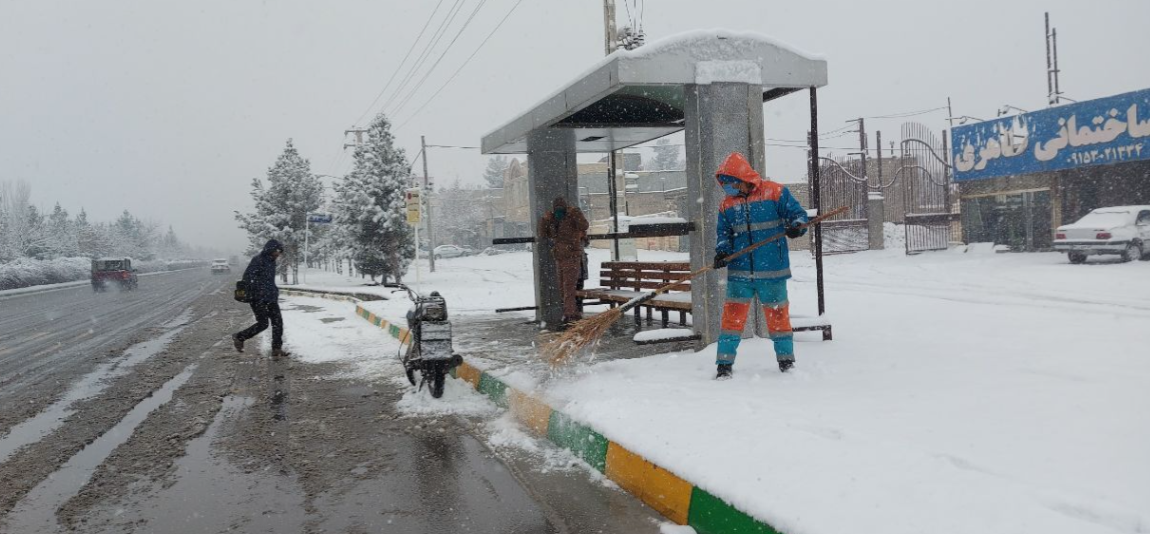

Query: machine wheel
1121;242;1141;263
434;254;442;261
429;365;446;398
1068;252;1087;264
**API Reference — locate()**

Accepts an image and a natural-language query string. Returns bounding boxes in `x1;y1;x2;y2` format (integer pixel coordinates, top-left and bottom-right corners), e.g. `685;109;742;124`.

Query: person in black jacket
232;239;290;357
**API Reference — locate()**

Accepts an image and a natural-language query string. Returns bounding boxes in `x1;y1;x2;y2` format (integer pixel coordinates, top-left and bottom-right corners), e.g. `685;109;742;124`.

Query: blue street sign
308;214;333;224
951;88;1150;182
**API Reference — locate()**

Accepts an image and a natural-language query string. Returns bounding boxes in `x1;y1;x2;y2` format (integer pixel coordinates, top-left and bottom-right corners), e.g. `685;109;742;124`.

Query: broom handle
615;206;849;313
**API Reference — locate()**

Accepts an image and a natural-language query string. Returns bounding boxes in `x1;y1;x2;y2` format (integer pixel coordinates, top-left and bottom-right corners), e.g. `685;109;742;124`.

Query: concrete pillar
868;192;885;250
684;82;766;346
526;128;579;329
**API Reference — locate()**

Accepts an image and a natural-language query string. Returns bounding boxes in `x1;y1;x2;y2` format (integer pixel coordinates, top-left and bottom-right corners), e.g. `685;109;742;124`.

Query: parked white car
433;245;466;260
1053;205;1150;263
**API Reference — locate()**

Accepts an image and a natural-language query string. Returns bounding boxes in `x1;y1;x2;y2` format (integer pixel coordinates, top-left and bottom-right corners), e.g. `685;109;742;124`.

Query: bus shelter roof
481;30;828;155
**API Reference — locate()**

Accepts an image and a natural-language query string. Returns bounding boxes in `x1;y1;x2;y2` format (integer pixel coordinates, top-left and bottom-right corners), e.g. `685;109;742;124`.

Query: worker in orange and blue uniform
712;152;808;380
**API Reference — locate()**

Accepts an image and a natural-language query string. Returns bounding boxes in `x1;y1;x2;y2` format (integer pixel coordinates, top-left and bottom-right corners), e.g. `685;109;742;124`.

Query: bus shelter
484;30;829;345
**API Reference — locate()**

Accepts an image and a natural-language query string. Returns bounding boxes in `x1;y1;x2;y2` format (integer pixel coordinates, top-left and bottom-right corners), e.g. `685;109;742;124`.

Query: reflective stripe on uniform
731;219;782;235
728;268;792;280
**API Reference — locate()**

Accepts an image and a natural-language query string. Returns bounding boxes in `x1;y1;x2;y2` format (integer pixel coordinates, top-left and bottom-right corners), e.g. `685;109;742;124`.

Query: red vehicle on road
91;258;139;292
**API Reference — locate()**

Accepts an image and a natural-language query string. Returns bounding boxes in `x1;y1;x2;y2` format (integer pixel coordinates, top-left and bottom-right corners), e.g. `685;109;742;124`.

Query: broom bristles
543;307;624;366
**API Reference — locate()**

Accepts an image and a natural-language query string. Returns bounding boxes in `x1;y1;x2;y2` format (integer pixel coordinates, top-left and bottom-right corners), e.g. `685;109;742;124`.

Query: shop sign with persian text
951;88;1150;181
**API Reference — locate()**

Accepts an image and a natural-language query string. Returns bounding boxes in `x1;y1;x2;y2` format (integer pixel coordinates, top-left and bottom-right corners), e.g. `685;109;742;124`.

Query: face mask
554;207;566;220
721;182;742;197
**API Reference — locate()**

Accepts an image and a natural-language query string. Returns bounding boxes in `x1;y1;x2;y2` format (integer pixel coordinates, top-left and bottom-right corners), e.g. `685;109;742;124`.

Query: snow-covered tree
482;155;509;189
235;139;324;283
0;180;36;260
647;138;683;171
46;203;78;258
437;180;488;249
331;114;413;283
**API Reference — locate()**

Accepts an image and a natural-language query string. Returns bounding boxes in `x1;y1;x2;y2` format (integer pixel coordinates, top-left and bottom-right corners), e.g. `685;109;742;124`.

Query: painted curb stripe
606;442;693;525
547;411;609;473
507;389;553;437
477;373;510;408
456;363;482;387
688;487;781;534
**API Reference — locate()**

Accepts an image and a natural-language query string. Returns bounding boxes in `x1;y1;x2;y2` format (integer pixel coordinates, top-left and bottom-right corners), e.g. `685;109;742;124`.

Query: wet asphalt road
0;274;662;533
0;269;219;406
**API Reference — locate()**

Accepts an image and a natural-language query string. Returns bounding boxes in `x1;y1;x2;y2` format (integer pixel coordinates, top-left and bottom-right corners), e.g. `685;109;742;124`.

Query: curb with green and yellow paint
283;287;783;534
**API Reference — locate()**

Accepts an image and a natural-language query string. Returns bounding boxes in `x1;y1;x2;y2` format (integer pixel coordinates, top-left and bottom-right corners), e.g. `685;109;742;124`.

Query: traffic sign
405;188;422;224
307;213;333;224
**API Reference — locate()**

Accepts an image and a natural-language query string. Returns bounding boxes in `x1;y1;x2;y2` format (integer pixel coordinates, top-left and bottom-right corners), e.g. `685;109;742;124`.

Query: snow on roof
482;29;827;153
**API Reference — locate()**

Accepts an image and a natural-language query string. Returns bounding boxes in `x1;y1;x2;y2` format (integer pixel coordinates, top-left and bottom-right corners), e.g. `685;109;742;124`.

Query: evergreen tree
482;155;509;189
235;139;324;283
331;114;413;283
648;138;683;171
47;203;78;258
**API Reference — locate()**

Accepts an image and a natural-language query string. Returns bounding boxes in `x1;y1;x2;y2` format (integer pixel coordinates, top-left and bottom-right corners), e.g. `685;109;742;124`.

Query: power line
395;0;525;130
864;106;947;120
389;0;491;117
380;0;469;115
351;0;446;128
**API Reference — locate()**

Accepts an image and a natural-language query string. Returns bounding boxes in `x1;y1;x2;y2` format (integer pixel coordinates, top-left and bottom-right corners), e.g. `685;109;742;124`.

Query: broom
543;205;849;366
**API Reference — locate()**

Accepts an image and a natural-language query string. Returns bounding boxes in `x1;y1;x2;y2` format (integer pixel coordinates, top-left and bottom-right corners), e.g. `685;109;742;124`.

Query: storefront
951;88;1150;250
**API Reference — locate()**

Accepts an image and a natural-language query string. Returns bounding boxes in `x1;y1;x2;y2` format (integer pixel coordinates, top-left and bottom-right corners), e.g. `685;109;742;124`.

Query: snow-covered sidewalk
294;247;1150;533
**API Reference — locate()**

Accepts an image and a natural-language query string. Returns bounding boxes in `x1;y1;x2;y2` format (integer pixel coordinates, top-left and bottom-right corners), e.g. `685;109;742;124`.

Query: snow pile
485;414;608;480
394;377;499;418
275;296;404;381
0;257;184;291
633;328;694;342
695;60;761;85
883;222;906;250
0;256;91;290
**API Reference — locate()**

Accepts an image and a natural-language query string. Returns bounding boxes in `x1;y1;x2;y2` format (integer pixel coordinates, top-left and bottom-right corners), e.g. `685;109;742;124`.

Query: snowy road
0;274;663;532
0;269;226;433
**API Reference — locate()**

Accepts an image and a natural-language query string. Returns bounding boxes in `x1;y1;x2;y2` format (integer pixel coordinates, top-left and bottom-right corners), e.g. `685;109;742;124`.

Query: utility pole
603;0;618;56
1045;12;1064;106
421;135;436;272
847;118;868;184
604;0;622;259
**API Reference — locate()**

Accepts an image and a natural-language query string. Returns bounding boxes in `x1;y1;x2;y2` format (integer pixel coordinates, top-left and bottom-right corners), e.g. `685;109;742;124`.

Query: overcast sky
2;0;1148;252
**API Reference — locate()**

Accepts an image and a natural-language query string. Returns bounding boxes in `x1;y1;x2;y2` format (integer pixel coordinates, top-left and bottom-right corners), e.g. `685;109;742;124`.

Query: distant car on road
210;259;231;274
481;246;512;256
433;245;467;260
91;257;138;292
1054;205;1150;263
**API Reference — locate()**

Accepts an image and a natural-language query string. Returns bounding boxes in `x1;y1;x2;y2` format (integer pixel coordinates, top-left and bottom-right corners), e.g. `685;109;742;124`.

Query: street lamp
947;115;986;125
997;105;1030;117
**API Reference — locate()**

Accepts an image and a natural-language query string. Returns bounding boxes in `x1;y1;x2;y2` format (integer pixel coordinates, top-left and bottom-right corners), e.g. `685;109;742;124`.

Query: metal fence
815;156;870;254
898;123;954;254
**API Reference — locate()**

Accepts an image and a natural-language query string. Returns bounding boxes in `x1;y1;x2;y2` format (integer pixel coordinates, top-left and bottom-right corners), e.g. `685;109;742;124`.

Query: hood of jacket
715;152;767;189
261;239;284;256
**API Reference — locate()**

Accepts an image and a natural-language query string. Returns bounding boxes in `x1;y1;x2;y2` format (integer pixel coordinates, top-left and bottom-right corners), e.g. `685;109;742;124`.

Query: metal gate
898;123;954;254
815;156;869;254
